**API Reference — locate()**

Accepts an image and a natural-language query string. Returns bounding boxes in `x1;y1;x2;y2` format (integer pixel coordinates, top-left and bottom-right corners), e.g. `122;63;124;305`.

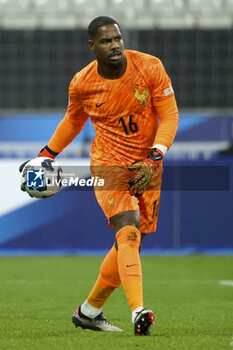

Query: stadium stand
0;0;232;29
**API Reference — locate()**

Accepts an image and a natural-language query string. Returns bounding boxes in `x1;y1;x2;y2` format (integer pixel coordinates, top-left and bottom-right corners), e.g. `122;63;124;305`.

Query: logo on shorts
108;197;115;206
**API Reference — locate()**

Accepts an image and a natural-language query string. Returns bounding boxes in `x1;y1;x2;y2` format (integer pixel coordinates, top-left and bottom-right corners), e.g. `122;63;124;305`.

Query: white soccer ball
21;157;63;198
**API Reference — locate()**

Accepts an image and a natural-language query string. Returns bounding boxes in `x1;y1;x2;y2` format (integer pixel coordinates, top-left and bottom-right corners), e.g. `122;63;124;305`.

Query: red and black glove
19;145;59;192
19;145;59;173
128;148;163;197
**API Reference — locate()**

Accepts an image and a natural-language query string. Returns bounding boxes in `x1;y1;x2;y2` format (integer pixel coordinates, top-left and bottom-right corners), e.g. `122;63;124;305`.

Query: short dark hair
88;16;120;40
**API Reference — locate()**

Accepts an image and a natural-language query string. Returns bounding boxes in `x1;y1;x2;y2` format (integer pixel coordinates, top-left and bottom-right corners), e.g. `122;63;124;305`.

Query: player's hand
19;160;35;197
19;160;30;192
128;148;163;197
19;160;30;173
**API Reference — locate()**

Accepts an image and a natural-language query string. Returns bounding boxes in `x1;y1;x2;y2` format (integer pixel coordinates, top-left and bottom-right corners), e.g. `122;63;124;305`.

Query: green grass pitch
0;255;233;350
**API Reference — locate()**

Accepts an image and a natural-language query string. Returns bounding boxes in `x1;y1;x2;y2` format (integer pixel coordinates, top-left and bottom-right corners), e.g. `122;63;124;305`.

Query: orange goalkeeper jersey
48;50;179;165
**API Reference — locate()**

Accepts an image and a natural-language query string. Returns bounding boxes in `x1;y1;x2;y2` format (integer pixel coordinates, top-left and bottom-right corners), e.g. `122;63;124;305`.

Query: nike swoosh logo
126;264;138;268
96;102;105;108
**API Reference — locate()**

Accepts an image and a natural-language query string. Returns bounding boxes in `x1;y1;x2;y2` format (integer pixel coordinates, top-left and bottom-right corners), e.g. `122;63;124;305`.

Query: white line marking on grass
219;280;233;287
2;279;87;284
3;280;52;284
145;279;216;285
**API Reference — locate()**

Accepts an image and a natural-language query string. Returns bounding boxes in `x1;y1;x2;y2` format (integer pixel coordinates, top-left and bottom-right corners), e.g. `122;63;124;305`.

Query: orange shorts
91;164;163;234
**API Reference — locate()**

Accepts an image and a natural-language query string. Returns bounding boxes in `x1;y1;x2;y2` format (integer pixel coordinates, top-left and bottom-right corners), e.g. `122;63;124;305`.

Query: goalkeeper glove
19;160;30;192
19;145;59;192
128;148;163;197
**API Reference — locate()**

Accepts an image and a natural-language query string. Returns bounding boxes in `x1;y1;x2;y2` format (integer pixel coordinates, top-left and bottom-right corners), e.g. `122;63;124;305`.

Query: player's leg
111;212;143;313
110;210;154;335
110;210;142;313
72;188;140;332
82;243;121;315
130;188;162;335
72;242;123;331
74;190;136;314
87;190;140;312
78;210;146;332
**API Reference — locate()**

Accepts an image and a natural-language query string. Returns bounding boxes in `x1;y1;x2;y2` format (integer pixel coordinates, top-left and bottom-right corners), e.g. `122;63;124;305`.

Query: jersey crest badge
134;88;149;105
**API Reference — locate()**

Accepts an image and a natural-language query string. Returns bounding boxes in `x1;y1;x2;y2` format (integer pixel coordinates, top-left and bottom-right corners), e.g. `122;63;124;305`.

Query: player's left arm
151;58;179;152
38;77;89;160
128;58;179;196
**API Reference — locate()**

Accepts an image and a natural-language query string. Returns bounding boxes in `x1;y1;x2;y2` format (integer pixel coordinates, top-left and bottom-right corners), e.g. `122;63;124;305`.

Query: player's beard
108;54;126;71
108;60;124;70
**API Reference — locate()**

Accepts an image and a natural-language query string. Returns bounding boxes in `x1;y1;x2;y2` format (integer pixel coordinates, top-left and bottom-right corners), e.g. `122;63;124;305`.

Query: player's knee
110;210;140;232
116;225;141;249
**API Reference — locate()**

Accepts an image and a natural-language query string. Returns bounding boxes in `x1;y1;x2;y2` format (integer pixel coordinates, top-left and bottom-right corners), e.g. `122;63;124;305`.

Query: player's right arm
19;75;89;192
19;76;89;173
39;76;89;159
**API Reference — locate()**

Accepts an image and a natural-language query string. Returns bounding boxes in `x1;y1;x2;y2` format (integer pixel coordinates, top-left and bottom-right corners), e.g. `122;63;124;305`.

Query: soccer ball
21;157;63;198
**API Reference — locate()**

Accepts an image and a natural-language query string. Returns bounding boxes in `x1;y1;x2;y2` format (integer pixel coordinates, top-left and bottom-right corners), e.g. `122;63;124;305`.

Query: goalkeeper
20;16;179;336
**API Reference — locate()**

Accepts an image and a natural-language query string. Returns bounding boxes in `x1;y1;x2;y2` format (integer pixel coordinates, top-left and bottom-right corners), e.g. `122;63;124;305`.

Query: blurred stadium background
0;0;232;255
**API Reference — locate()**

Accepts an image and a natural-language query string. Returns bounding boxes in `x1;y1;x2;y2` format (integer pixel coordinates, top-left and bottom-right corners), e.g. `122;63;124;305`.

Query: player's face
89;24;124;68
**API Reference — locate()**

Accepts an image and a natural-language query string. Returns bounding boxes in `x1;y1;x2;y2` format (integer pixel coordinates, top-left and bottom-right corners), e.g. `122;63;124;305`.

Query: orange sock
116;225;143;311
87;244;121;308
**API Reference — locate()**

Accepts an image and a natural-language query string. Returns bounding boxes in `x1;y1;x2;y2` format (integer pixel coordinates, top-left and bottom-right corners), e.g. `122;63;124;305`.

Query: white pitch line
2;279;87;285
219;280;233;287
2;280;52;284
145;279;215;284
